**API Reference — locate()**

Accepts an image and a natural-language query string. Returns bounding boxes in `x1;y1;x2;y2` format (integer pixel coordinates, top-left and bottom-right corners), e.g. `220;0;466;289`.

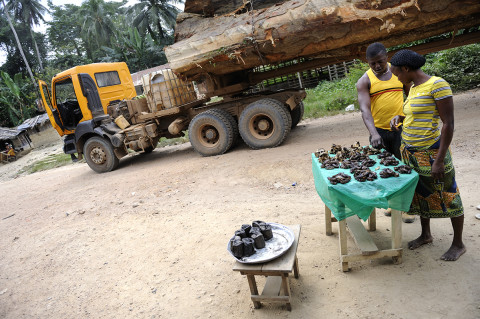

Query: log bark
165;0;480;80
184;0;286;16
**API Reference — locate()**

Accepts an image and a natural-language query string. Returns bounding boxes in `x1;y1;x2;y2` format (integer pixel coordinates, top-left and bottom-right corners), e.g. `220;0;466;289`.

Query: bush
303;62;367;118
423;44;480;92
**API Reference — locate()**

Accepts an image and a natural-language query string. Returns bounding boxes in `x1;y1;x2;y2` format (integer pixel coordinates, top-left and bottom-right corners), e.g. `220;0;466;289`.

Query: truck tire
188;109;235;156
263;98;292;129
290;101;304;129
239;99;292;149
83;136;119;173
213;109;239;146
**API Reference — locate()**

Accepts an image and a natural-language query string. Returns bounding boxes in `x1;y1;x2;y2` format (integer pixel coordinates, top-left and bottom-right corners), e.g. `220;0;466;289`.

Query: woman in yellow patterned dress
389;49;465;261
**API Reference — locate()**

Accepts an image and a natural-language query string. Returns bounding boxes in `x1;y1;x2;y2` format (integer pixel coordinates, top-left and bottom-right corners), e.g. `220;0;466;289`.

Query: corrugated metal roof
16;113;50;131
0;127;21;140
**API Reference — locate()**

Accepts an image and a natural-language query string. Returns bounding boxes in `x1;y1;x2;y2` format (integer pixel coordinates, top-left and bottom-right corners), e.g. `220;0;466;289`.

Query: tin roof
0;127;21;140
16;113;50;131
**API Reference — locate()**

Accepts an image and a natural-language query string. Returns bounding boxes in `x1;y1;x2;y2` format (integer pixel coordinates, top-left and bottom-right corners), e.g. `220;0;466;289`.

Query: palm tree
128;0;182;44
0;0;37;88
79;0;121;60
6;0;48;71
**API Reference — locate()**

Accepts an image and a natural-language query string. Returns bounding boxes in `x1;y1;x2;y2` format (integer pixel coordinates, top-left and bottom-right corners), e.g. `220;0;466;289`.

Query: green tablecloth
312;153;419;221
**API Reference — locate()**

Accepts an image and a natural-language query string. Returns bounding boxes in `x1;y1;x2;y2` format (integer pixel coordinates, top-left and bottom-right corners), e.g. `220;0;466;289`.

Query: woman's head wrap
390;49;426;70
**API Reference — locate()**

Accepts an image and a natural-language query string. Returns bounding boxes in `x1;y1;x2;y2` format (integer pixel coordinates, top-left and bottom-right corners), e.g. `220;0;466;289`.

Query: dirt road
1;90;479;318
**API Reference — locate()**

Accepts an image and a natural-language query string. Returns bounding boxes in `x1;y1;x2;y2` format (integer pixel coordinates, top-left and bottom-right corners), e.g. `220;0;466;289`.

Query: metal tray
227;223;295;264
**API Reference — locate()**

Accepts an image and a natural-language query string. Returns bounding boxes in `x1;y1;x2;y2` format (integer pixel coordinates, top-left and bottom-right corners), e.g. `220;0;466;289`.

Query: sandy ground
0;89;479;319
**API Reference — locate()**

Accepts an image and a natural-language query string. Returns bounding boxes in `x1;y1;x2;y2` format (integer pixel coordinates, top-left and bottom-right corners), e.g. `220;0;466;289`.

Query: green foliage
100;27;168;72
0;20;45;75
0;70;36;126
303;62;367;118
47;3;88;68
423;44;480;92
157;131;189;148
128;0;180;43
43;0;177;72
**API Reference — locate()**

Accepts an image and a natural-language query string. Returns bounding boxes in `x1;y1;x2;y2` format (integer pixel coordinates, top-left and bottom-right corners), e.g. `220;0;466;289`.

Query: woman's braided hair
390;49;426;70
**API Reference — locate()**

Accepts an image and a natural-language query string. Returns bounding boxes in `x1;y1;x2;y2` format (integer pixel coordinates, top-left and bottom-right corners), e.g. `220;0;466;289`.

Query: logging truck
38;0;480;173
38;62;306;172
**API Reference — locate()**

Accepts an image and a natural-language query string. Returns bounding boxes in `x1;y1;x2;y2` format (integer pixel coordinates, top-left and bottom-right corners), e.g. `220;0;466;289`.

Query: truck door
38;80;65;136
54;77;83;131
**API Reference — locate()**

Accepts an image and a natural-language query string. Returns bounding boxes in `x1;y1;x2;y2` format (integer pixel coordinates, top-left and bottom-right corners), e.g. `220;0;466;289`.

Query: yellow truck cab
38;62;136;172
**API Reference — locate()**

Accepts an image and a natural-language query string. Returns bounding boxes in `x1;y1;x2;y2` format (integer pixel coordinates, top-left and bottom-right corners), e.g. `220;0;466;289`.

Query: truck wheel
83;136;119;173
212;109;239;145
290;102;304;129
188;109;235;156
239;99;292;149
263;98;292;129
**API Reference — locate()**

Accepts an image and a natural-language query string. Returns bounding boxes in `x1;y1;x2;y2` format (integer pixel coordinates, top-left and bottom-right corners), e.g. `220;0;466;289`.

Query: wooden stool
232;225;300;311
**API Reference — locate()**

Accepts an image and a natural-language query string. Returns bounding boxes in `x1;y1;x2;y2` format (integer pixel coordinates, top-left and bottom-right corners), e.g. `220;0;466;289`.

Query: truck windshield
55;77;78;105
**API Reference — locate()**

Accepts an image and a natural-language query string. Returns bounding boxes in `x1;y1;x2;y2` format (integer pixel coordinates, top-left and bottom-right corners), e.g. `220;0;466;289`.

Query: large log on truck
165;0;480;94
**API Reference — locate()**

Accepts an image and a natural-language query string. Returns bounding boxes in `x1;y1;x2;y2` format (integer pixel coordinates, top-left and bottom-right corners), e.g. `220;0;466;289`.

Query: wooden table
232;225;300;311
325;205;402;272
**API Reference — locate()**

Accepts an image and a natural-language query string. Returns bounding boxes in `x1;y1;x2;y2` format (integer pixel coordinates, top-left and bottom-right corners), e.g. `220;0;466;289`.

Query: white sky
1;0;184;65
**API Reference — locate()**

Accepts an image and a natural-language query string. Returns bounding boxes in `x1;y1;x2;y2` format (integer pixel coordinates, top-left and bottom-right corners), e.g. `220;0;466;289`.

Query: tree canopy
0;0;183;127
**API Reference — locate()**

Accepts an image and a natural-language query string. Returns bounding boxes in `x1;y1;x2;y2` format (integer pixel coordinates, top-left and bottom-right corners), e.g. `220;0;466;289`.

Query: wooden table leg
368;208;376;231
325;205;332;236
293;255;299;279
281;274;292;311
391;209;403;264
246;274;262;309
338;219;349;272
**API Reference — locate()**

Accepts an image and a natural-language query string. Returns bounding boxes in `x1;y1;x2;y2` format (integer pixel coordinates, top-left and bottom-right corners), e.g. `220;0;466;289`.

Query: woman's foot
402;212;416;223
440;244;466;261
408;235;433;250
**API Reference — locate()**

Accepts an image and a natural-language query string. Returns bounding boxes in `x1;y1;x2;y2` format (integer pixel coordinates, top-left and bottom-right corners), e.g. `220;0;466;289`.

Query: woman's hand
431;159;445;180
390;115;404;131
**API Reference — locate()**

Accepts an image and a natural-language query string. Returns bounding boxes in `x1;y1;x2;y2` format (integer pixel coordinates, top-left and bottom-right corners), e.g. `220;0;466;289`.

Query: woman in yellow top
390;49;465;261
7;144;15;157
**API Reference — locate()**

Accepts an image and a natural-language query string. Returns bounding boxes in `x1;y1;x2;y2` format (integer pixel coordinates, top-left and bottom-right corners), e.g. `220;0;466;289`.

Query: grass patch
17;153;73;175
156;131;189;148
303;61;367;118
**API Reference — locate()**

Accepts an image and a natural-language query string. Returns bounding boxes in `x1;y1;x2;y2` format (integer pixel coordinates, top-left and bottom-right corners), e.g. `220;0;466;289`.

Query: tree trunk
184;0;284;17
1;0;37;89
165;0;480;79
30;29;44;72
